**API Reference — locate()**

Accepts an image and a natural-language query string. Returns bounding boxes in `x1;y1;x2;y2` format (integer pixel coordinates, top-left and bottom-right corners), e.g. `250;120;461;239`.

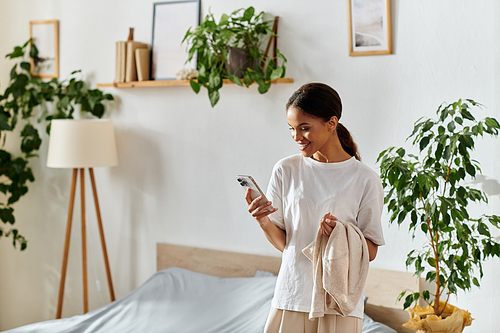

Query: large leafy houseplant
182;6;287;107
0;40;114;250
377;99;500;321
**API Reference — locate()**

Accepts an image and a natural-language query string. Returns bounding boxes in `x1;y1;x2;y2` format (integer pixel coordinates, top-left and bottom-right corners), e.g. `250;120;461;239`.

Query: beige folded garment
302;220;369;320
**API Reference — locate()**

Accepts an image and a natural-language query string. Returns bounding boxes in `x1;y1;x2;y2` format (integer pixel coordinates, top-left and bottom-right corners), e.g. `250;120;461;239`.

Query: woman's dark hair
286;82;360;161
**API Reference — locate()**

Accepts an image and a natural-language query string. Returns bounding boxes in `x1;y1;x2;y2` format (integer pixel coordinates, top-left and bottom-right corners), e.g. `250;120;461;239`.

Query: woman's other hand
320;212;338;235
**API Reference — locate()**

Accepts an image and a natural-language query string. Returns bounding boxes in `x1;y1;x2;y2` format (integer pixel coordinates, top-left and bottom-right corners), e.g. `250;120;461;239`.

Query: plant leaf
20;62;31;73
243;7;255;21
208;89;220;107
257;81;271;94
270;67;284;81
419;136;430;151
189;79;202;94
227;74;244;87
219;13;229;26
29;43;39;59
10;64;18;80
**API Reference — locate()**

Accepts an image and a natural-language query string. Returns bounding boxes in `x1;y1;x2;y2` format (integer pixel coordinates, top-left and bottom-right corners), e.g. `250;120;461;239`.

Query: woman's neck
312;136;352;163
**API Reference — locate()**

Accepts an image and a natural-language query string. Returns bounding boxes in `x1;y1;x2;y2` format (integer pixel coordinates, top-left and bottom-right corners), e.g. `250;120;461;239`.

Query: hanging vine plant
0;40;114;250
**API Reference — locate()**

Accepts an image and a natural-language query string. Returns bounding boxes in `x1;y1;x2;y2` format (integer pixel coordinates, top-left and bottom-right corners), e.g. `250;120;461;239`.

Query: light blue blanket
3;267;276;333
3;267;396;333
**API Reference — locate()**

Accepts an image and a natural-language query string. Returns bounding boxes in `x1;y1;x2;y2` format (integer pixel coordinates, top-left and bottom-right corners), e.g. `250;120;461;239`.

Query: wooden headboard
157;243;418;333
157;243;281;277
364;268;419;333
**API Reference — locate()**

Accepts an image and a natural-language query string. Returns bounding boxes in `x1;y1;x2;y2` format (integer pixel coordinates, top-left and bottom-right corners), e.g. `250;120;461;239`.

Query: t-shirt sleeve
266;163;286;230
356;171;385;246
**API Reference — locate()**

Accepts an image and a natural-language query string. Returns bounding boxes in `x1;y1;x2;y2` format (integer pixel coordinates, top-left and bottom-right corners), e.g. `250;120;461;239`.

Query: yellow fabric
403;301;473;333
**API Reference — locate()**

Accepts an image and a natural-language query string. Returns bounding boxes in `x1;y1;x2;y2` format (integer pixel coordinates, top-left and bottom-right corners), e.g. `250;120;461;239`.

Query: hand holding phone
237;175;274;212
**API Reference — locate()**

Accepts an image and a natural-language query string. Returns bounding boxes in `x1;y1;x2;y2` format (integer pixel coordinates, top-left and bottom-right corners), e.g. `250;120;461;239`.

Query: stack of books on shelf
114;40;150;83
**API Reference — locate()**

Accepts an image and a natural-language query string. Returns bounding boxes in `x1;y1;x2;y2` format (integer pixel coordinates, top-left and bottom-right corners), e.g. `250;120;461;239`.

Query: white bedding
2;267;396;333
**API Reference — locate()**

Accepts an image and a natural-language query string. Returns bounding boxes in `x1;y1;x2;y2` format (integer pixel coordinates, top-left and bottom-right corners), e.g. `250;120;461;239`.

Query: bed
2;243;419;333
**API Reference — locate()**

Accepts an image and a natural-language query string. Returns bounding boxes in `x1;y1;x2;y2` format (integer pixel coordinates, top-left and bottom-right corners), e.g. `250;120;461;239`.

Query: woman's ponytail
337;123;360;161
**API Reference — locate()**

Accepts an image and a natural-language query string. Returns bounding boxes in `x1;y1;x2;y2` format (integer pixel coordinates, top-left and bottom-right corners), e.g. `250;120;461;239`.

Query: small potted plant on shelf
182;6;287;107
377;99;500;332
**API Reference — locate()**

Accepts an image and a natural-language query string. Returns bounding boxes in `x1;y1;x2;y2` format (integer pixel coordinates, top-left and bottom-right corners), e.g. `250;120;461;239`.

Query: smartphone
237;175;274;212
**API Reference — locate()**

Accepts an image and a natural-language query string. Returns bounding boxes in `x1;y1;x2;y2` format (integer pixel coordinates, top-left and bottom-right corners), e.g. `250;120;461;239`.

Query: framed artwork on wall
151;0;200;80
348;0;392;56
29;20;59;78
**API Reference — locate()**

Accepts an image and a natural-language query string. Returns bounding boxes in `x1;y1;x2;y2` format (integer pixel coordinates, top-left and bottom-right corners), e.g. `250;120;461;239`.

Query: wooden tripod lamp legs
89;168;116;302
56;168;115;319
80;168;88;314
56;169;78;319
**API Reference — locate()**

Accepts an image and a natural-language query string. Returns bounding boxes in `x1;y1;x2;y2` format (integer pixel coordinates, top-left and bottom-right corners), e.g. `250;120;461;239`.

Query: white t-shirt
266;154;385;318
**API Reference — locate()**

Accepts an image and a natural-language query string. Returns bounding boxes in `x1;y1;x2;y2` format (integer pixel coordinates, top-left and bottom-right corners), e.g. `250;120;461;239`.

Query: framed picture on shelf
29;20;59;78
348;0;392;56
151;0;200;80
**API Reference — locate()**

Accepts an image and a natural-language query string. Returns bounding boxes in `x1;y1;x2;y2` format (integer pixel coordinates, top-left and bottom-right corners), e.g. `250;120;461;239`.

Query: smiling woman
242;82;385;333
286;83;360;163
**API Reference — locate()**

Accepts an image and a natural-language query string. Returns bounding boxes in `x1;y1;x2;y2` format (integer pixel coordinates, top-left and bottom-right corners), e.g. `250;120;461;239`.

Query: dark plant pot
227;48;257;78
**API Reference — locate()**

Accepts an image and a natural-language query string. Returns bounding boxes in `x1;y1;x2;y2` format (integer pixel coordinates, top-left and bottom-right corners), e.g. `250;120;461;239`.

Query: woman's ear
328;116;338;131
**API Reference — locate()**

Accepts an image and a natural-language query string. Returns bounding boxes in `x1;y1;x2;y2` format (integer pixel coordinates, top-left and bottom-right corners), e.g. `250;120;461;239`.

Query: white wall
0;0;499;331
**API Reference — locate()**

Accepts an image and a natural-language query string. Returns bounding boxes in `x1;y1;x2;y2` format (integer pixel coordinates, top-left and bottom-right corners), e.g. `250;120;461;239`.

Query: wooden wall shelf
96;78;294;89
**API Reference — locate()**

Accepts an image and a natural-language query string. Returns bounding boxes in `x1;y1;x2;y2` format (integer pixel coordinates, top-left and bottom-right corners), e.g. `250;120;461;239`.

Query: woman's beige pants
263;307;363;333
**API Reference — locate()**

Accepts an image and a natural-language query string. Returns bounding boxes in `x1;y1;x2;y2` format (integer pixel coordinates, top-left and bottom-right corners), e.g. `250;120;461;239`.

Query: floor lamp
47;119;118;319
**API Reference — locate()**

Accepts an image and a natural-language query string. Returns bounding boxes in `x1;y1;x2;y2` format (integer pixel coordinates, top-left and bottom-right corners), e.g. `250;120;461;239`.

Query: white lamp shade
47;119;118;168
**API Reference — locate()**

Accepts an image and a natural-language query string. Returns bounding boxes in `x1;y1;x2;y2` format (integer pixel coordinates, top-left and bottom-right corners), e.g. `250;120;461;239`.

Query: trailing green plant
377;99;500;316
0;40;114;250
182;6;287;107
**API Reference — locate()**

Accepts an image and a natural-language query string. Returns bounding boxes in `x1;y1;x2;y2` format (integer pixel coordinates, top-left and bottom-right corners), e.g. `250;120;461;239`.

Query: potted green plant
182;6;287;107
0;40;114;250
377;99;500;332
